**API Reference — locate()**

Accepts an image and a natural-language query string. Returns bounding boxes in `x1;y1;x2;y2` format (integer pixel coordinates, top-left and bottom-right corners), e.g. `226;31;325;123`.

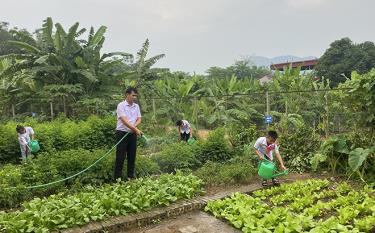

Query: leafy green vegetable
0;172;203;232
206;179;375;233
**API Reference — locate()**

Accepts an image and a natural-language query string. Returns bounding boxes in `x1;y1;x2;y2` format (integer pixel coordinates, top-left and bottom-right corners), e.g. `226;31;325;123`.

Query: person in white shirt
114;87;142;181
254;130;287;186
176;120;192;142
16;125;35;162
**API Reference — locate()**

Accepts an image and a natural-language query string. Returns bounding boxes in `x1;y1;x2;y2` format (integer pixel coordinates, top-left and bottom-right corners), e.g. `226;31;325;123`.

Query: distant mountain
247;55;317;67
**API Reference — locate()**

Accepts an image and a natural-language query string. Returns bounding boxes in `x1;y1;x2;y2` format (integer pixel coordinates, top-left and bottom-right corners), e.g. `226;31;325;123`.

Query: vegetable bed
0;173;203;233
205;179;375;232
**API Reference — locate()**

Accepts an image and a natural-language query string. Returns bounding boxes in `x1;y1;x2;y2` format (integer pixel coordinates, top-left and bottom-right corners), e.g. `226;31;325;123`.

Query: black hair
125;87;138;95
268;130;278;140
16;125;25;133
176;120;183;126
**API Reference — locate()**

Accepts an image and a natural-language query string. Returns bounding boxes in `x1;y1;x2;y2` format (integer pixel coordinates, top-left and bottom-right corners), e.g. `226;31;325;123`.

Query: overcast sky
2;0;374;73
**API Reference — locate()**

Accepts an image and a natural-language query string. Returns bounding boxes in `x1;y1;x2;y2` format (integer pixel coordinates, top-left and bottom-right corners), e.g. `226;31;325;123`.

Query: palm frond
42;17;54;45
55;23;67;37
1;60;34;77
144;54;165;69
75;28;87;38
0;54;33;61
66;22;80;49
100;52;133;61
54;29;62;52
136;39;149;62
8;41;41;54
90;26;106;46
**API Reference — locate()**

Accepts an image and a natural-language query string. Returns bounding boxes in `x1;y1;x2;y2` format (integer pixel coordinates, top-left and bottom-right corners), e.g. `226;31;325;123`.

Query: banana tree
152;75;198;124
122;39;167;89
0;17;132;116
198;75;263;127
267;66;331;132
0;58;35;117
338;70;375;128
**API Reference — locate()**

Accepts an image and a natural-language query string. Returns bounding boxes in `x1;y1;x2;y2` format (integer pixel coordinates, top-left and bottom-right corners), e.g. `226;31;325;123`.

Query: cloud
285;0;327;8
1;0;374;73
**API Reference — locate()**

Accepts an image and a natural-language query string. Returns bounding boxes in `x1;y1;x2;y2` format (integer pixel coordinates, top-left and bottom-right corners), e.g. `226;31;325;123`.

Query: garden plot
205;179;375;232
0;173;203;233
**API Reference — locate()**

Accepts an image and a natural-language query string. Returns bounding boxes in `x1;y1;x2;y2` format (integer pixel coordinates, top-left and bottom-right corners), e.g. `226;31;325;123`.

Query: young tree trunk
63;96;67;116
50;102;54;120
266;91;270;129
285;100;288;116
12;104;15;118
325;91;329;138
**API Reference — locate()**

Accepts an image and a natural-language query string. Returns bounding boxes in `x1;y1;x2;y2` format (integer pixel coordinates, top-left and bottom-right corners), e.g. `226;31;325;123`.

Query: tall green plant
0;17;132;117
311;136;349;173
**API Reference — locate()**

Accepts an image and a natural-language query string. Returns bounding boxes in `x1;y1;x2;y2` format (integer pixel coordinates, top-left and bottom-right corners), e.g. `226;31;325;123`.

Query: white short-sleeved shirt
116;100;141;132
18;127;34;146
180;120;191;134
254;137;279;160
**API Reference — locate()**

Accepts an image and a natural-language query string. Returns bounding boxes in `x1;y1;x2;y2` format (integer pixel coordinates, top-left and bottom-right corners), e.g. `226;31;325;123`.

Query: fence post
152;98;156;121
12;104;15;118
313;116;316;134
50;102;54;120
325;91;329;138
194;97;198;131
266;91;270;129
285;99;288;117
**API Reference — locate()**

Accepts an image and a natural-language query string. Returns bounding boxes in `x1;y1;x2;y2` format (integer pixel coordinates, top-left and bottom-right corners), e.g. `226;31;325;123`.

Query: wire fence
2;88;364;136
139;88;363;136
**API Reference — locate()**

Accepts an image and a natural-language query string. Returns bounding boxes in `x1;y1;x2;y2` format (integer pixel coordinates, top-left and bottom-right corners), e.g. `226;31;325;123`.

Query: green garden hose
6;132;133;190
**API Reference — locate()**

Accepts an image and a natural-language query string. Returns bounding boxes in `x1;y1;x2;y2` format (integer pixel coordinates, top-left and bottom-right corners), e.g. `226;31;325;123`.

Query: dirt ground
203;172;314;195
127;211;241;233
195;130;210;140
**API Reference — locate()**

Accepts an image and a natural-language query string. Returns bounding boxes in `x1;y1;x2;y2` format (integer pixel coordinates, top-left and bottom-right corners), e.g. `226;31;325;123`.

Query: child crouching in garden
254;130;287;186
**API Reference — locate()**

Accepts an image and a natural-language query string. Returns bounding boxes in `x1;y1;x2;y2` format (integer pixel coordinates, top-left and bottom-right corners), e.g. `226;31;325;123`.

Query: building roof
259;75;272;85
270;59;318;70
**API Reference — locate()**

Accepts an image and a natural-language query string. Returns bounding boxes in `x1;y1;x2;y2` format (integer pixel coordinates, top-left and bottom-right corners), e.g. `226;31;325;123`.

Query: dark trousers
114;130;137;180
180;133;190;142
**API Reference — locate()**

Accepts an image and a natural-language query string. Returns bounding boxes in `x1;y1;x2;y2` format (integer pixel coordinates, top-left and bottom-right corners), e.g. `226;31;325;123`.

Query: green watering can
258;159;288;180
187;137;196;145
28;140;40;153
139;134;150;146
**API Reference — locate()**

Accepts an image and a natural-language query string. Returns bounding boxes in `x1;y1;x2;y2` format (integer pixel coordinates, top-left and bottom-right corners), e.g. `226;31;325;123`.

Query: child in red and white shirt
254;130;287;186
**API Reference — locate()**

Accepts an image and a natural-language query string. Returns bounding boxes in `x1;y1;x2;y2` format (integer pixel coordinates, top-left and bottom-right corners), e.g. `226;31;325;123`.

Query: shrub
195;128;234;164
0;165;28;207
278;126;321;172
195;155;256;186
0;122;21;163
139;130;177;154
0;116;116;164
0;148;160;208
310;133;375;181
346;130;375;149
152;143;200;173
227;123;259;148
